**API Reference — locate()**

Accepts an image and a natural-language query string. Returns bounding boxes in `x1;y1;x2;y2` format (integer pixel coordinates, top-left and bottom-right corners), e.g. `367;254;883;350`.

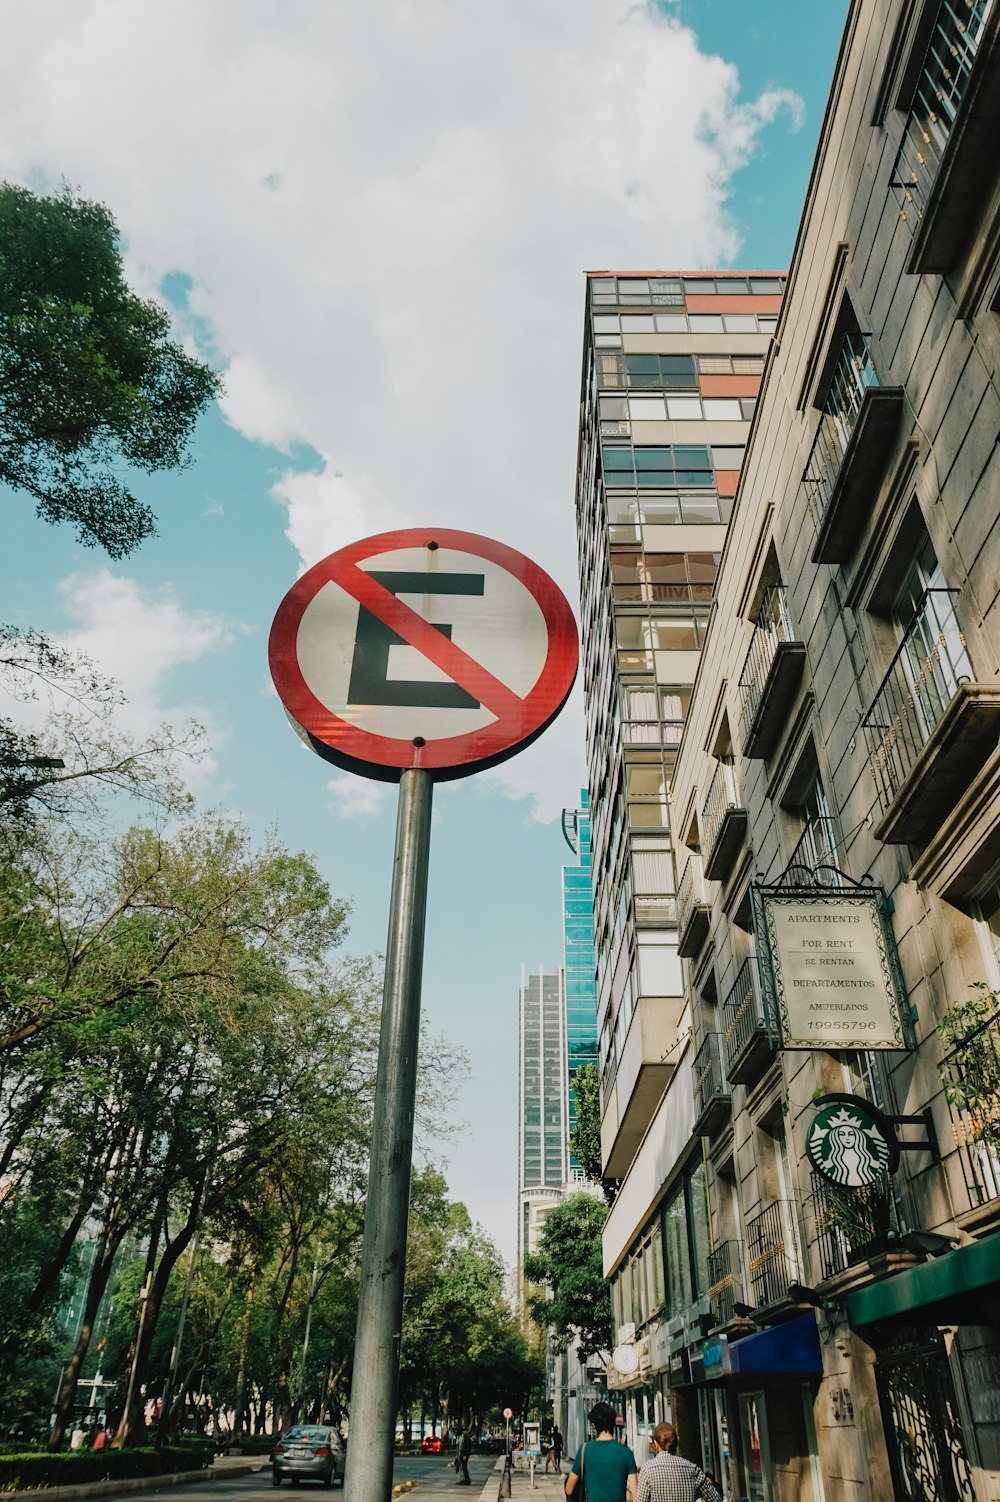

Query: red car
421;1436;442;1454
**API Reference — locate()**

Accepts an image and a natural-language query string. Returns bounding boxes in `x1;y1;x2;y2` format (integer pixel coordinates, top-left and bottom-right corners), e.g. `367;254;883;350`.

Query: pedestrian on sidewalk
545;1426;563;1474
635;1422;721;1502
456;1428;472;1485
565;1403;638;1502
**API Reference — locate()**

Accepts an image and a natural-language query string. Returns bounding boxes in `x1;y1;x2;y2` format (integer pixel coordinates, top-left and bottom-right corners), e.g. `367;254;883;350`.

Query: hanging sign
754;887;908;1050
806;1093;900;1186
268;529;578;782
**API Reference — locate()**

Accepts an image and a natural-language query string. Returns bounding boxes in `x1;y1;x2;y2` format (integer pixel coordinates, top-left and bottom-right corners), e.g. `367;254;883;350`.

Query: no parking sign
268;528;578;780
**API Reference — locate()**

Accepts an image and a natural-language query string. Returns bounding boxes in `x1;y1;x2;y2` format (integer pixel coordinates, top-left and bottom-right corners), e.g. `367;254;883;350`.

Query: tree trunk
233;1268;257;1444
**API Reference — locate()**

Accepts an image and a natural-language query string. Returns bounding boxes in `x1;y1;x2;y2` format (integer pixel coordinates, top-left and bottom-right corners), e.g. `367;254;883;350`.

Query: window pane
689;315;724;332
712;446;746;468
599;396;628;419
621;315;655;332
680;494;723;523
673;446;711;469
663;1184;693;1315
650;619;699;650
593;315;620;332
703;398;743;421
723;314;757;333
594;335;622;348
618;279;649;296
603;448;635;470
666;397;703;420
655;314;688;332
750;277;783;293
758;316;778;331
634;448;671;469
683;278;714;294
628;397;667;421
740;398;758;419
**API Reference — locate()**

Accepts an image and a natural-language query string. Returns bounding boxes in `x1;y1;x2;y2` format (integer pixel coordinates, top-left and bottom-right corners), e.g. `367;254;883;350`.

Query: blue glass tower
562;790;597;1175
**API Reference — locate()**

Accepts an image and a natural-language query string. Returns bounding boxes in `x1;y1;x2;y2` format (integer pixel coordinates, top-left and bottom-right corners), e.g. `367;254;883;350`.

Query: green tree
569;1063;610;1194
0;182;220;557
523;1192;611;1361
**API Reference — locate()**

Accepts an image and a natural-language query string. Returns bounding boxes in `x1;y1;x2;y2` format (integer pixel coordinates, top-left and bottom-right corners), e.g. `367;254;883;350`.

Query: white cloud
326;774;393;820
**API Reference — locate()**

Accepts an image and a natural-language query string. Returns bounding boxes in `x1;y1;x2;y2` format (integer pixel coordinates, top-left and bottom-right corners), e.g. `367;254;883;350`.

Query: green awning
848;1235;1000;1329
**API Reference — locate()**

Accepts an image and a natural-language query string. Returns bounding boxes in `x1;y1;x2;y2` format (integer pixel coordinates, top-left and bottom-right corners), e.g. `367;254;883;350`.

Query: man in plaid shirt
635;1423;722;1502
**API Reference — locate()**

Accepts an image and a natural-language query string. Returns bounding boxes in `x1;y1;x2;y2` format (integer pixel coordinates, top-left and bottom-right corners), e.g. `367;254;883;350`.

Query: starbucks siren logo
806;1095;898;1187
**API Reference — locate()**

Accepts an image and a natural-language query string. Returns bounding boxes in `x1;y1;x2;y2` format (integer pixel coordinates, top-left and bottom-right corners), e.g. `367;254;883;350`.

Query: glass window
689;314;725;333
603;447;635;471
659;685;692;722
683;277;715;294
599;396;628;419
655;314;688;333
650;618;700;650
723;315;757;333
715;277;749;293
712;446;746;469
618;279;649;296
750;277;783;293
680;493;725;523
593;315;620;332
594;334;622;348
667;397;703;420
621;315;655;332
703;398;744;421
663;1183;692;1315
688;1160;711;1295
757;316;778;332
674;445;711;470
628;397;666;421
740;398;758;420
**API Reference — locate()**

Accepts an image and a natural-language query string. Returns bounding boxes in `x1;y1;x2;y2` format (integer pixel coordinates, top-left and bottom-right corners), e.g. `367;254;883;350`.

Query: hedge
0;1442;215;1492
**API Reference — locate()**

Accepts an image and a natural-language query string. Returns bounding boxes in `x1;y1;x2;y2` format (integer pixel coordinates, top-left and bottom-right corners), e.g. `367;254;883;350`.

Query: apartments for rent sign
757;890;908;1050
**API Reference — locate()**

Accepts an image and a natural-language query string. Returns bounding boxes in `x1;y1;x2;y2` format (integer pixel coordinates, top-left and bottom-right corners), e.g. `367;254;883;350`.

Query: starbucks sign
806;1093;900;1187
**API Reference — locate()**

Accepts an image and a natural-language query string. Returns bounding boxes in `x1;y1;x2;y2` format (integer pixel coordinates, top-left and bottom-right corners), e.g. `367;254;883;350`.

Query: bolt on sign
268;528;578;780
806;1093;900;1187
753;887;909;1050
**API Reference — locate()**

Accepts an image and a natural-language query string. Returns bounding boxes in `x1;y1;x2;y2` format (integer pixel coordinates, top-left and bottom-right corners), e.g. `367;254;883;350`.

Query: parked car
272;1425;344;1487
420;1435;443;1454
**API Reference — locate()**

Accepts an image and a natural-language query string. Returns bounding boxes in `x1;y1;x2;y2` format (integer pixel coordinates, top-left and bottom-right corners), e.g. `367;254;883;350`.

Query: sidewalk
477;1459;569;1502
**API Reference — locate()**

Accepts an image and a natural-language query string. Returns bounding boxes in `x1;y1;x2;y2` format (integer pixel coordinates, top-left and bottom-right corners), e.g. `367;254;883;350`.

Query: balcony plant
937;983;1000;1148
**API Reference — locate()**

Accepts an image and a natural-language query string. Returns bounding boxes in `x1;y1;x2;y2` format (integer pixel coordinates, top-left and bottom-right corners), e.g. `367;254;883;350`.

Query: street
132;1455;501;1502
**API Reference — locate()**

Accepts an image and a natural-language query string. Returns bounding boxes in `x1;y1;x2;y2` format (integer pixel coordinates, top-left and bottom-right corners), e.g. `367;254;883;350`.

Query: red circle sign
268;529;578;782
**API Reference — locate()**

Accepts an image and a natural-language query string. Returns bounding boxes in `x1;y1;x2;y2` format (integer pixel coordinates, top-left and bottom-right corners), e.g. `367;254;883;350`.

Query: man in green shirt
565;1403;638;1502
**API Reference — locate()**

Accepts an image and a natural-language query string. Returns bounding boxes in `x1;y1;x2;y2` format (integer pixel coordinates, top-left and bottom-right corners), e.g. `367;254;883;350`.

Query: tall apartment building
561;791;598;1176
573;264;782;1437
516;964;569;1280
591;3;1000;1500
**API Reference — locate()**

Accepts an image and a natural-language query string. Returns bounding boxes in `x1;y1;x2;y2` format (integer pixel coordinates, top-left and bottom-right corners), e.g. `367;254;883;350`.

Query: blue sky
0;0;848;1265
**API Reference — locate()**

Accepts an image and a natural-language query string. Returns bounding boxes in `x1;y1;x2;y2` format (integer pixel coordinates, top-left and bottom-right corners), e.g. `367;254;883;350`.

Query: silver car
272;1425;344;1487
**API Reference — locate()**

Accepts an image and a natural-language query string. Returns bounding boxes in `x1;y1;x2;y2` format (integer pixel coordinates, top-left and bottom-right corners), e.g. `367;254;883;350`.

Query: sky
0;0;849;1268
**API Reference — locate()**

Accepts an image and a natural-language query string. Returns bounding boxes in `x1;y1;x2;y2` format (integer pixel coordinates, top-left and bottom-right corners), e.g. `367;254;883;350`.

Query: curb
0;1460;264;1501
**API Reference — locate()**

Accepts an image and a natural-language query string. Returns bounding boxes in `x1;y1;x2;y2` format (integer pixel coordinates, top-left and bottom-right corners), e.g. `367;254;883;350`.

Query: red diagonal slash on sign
329;553;524;725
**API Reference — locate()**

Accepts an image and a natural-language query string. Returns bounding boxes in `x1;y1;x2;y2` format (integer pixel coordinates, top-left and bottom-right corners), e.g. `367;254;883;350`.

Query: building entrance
874;1325;978;1501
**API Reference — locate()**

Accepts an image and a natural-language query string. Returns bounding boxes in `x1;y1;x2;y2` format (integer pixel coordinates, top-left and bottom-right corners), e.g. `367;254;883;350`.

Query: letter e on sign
268;529;579;781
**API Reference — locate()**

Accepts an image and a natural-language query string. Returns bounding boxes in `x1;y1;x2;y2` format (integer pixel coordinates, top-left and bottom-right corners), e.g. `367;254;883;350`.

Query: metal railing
802;331;880;530
707;1240;744;1327
692;1032;728;1123
889;0;995;231
738;586;798;743
721;957;768;1071
812;1173;895;1280
940;1000;1000;1207
677;855;708;938
861;589;973;811
702;759;741;863
744;1201;799;1306
784;815;846;887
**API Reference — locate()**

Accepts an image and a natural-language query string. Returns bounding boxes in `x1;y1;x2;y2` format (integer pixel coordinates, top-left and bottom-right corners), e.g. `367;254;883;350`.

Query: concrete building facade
589;2;1000;1500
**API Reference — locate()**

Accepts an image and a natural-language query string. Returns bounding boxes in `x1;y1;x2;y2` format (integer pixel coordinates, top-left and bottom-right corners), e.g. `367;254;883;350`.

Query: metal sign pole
343;767;433;1502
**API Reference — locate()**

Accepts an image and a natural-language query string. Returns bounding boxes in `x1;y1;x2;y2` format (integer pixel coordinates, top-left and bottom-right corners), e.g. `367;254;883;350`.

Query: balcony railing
702;759;748;881
744;1202;799;1307
862;589;973;814
721;956;775;1085
677;855;710;959
940;999;1000;1210
738;586;806;757
707;1240;744;1327
692;1032;730;1136
803;331;878;519
812;1173;896;1280
889;0;995;234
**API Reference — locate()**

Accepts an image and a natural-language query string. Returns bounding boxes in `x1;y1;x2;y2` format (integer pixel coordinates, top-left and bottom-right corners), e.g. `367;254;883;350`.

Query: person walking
547;1425;563;1474
565;1403;638;1502
635;1422;722;1502
455;1428;472;1485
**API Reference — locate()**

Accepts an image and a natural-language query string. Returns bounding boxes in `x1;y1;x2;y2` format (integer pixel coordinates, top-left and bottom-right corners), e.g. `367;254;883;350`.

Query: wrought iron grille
678;855;708;937
738;585;797;743
743;1201;798;1306
692;1032;728;1122
812;1172;895;1279
706;1240;744;1327
874;1325;979;1502
889;0;995;232
721;957;769;1071
861;589;973;810
802;331;879;530
702;758;741;861
940;999;1000;1207
785;813;844;884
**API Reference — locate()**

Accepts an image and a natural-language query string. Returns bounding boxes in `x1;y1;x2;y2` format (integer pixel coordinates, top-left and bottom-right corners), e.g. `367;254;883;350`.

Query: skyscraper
561;791;597;1178
516;964;568;1278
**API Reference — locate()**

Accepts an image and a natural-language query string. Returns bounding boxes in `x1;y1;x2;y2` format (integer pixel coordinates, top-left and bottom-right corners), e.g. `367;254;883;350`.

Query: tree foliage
523;1192;612;1361
0;182;220;557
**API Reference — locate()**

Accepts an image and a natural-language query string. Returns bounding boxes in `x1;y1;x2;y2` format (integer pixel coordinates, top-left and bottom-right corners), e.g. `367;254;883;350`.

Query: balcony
861;590;1000;845
702;760;748;882
691;1032;731;1137
744;1201;800;1308
738;587;806;758
707;1240;745;1328
721;957;775;1086
940;999;1000;1224
889;0;1000;274
600;992;686;1178
803;332;903;564
677;855;711;959
812;1172;896;1281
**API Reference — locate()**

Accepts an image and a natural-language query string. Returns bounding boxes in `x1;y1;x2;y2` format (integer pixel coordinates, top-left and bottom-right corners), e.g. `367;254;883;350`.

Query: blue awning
728;1313;823;1376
